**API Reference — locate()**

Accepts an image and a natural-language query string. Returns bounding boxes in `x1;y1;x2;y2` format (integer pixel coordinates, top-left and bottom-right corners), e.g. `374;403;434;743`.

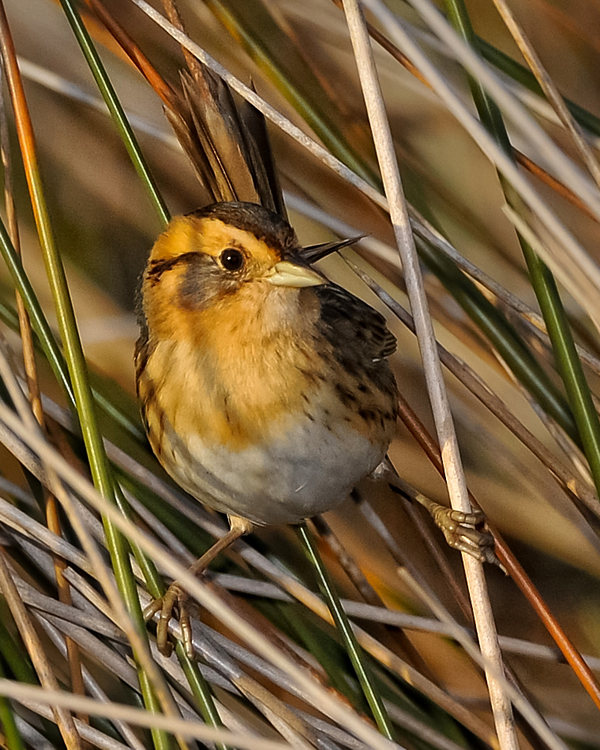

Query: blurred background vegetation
1;0;600;747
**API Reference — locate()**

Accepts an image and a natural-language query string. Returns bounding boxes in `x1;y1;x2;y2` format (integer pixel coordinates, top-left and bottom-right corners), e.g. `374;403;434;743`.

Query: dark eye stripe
146;252;199;282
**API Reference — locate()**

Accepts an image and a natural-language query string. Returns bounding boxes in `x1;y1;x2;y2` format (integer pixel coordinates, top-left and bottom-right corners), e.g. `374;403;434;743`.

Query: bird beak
301;235;364;264
265;261;325;288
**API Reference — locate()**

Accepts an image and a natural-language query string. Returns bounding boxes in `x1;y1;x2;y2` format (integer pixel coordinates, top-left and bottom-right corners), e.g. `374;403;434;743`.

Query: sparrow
136;201;399;655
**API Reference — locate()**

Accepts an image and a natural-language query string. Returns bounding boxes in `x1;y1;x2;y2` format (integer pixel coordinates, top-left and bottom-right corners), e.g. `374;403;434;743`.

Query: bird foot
144;517;253;659
378;459;502;568
425;502;500;567
144;582;194;659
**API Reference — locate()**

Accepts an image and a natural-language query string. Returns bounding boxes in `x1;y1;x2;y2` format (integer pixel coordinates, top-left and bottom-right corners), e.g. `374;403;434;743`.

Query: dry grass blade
0;679;293;750
403;0;600;217
0;50;86;720
0;384;402;747
502;204;600;324
490;0;600;188
0;550;82;750
0;394;500;748
346;2;600;220
514;150;600;220
6;0;600;746
12;697;132;750
342;256;600;707
396;569;568;750
341;1;517;746
198;582;600;672
84;0;177;109
33;616;146;750
0;354;188;745
361;0;600;333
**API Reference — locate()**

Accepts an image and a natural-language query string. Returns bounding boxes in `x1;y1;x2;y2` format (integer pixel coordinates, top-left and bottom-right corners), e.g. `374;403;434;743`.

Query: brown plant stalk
352;264;600;710
0;14;87;730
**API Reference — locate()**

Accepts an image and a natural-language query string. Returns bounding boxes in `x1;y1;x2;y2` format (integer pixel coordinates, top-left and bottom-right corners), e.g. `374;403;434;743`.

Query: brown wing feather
315;284;397;364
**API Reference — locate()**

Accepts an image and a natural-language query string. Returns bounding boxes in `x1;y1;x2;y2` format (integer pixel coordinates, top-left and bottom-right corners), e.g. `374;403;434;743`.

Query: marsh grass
0;0;599;748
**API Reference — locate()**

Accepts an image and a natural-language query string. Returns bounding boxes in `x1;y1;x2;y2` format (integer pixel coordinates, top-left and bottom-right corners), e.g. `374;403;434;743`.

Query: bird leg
145;515;253;658
374;458;500;567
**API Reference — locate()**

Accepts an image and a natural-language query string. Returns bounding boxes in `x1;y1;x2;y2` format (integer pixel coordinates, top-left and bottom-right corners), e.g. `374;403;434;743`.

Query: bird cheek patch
177;259;233;310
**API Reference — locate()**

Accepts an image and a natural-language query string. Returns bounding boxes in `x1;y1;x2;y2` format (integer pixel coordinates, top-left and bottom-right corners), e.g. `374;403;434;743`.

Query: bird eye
219;248;245;272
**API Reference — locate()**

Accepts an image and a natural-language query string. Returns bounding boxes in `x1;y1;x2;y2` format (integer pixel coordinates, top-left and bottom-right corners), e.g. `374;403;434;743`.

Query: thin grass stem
0;549;81;749
0;8;179;748
0;663;25;750
443;0;600;505
59;0;170;228
0;401;399;750
397;569;568;750
176;646;229;750
0;678;291;750
297;523;395;740
128;0;598;439
489;0;600;186
342;1;517;746
359;0;600;332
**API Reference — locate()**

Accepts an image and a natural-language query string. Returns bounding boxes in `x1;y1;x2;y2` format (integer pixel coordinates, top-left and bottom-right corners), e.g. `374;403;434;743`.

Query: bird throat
140;283;325;451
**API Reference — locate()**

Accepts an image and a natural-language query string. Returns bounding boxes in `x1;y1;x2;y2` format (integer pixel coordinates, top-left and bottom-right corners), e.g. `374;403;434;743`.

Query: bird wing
315;284;397;365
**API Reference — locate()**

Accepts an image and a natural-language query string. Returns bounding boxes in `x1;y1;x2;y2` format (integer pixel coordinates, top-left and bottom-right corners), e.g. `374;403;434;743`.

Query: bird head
143;202;326;314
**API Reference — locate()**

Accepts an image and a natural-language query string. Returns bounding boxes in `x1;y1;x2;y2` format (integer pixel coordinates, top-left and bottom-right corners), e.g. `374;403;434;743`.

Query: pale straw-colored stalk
401;0;600;214
0;404;399;750
0;347;188;746
359;0;600;332
488;0;600;187
340;2;518;748
0;680;292;750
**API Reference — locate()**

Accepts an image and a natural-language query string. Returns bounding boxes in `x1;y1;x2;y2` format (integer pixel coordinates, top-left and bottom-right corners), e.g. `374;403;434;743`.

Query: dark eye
220;248;245;272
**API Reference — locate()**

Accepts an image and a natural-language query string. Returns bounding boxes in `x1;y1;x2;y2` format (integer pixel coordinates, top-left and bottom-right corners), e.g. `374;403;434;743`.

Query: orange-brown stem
397;390;600;710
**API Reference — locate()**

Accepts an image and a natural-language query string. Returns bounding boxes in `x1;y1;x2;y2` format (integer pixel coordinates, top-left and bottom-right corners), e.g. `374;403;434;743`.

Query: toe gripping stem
379;458;502;568
144;515;253;658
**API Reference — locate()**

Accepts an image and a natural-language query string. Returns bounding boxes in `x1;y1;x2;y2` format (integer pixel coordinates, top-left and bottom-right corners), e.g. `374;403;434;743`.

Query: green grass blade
444;0;600;503
415;235;578;443
177;647;228;750
0;211;147;447
0;7;174;745
0;216;75;408
205;0;582;449
522;248;600;501
50;14;223;730
114;480;229;745
476;37;600;138
59;0;170;228
0;659;26;750
298;524;395;741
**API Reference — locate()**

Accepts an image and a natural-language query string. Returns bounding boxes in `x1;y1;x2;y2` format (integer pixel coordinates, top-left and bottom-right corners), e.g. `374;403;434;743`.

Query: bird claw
380;462;504;569
428;504;501;567
144;583;194;659
143;519;252;660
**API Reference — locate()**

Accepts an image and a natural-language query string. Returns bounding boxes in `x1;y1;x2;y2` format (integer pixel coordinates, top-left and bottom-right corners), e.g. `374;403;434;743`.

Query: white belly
160;411;384;525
